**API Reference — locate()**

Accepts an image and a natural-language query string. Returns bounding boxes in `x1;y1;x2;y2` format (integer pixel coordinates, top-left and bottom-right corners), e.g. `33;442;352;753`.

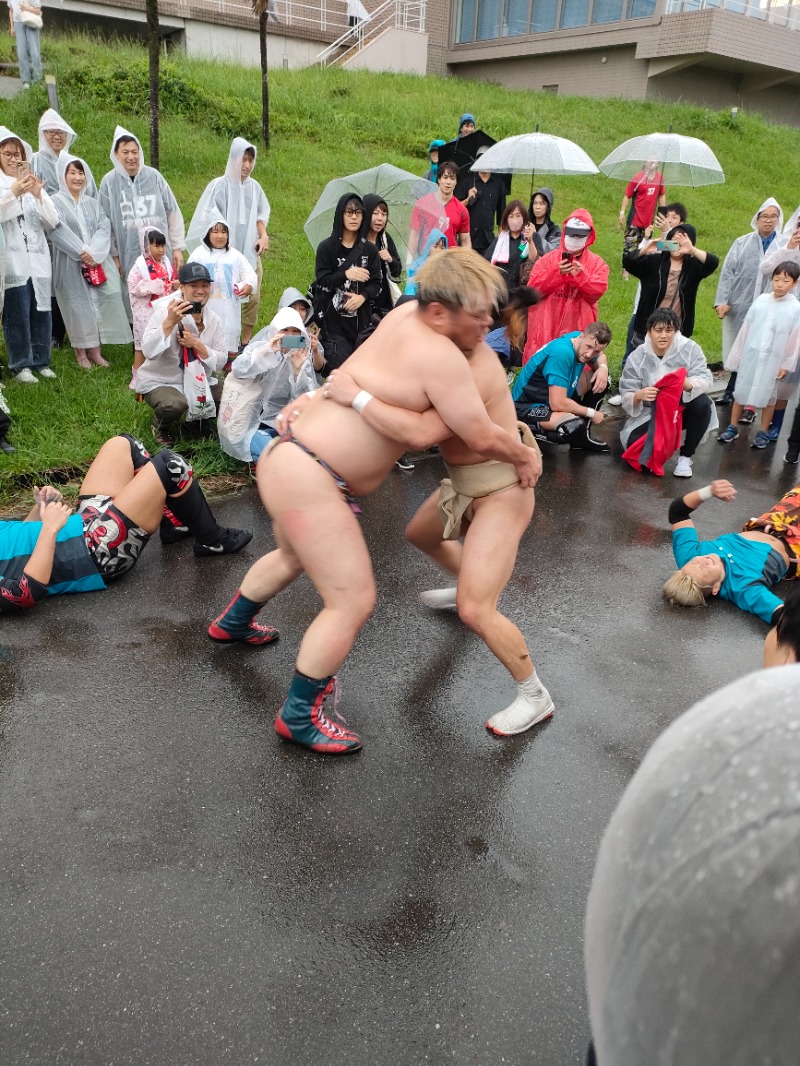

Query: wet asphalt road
1;416;797;1066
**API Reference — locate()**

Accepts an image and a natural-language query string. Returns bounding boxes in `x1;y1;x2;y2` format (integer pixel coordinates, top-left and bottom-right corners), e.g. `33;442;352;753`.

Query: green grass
2;29;800;502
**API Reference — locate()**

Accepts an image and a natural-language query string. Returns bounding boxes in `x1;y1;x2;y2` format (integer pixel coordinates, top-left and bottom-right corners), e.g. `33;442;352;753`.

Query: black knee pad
119;433;151;471
149;449;193;496
555;417;587;445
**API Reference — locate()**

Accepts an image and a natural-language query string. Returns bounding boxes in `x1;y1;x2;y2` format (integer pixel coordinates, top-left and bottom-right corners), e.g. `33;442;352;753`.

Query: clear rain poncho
186;137;270;269
31;109;97;198
49;153;132;348
0;125;58;309
220;306;316;460
725;289;800;409
98;126;185;307
187;216;257;352
585;664;800;1066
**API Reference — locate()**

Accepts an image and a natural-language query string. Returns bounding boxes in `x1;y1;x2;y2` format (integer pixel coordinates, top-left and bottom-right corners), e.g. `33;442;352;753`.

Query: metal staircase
317;0;426;67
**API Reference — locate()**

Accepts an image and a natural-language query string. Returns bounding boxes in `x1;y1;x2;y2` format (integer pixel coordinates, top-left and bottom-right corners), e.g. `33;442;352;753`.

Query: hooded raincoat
522;209;608;363
619;330;717;448
405;227;447;296
760;207;800;297
725;290;800;409
127;226;175;347
187;217;258;352
586;665;800;1066
186;138;270;270
226;306;317;460
0;125;58;309
32;109;97;198
714;197;783;360
49;153;132;348
313;193;381;368
362;193;402;314
98;127;185;312
423;139;445;183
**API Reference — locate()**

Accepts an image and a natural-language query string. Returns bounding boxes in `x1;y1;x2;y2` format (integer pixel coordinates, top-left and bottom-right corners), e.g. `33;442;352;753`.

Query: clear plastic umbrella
470;129;598;199
304;164;437;255
599;131;725;187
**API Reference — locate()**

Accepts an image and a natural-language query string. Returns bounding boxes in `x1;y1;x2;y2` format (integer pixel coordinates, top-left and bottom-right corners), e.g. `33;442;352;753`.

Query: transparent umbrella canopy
599;131;725;187
470;130;599;198
303;164;437;257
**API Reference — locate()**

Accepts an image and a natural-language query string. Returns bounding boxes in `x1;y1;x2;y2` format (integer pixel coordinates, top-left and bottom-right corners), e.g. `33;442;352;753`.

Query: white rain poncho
31;109;97;198
98;126;185;311
586;664;800;1066
186;137;270;269
725;289;800;408
0;125;58;309
714;197;783;359
221;306;316;460
187;217;258;352
619;330;718;447
49;153;132;348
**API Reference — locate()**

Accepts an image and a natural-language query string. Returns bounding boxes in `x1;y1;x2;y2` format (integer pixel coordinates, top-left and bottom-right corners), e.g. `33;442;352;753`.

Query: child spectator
127;228;174;391
719;262;800;449
188;218;257;365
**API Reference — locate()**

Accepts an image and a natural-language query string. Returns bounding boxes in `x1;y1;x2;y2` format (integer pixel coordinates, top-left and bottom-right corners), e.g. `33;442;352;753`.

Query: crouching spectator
620;308;717;478
0;434;252;616
218;307;317;464
140;262;226;445
512;321;611;453
277;286;326;372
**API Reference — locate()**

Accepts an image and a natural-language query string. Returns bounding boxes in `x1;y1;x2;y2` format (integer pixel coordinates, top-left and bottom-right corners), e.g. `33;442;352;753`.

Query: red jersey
411;192;470;250
625;171;665;229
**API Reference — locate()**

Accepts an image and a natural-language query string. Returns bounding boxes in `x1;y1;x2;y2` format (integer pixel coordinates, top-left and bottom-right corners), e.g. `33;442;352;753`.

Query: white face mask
564;234;588;253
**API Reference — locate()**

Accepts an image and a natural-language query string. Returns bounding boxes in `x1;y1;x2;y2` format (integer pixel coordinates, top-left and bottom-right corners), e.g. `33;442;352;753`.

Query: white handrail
317;0;426;65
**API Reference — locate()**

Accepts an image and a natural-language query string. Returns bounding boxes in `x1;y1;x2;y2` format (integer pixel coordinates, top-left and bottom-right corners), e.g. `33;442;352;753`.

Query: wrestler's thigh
258;445;374;605
459;486;534;605
406;489;444;547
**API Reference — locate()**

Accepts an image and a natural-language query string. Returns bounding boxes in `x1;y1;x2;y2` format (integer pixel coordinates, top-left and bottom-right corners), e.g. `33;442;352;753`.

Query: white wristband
698;485;713;501
584;407;594;419
352;390;373;414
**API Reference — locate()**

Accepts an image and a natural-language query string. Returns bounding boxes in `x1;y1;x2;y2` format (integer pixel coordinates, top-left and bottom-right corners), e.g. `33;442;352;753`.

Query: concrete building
424;0;800;124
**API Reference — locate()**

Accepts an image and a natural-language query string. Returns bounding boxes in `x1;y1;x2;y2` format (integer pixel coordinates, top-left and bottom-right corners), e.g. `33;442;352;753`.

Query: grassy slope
1;30;800;498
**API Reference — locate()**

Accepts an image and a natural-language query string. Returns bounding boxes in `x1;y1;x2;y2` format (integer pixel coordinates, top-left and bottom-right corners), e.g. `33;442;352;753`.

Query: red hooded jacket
622;367;687;477
522;208;609;363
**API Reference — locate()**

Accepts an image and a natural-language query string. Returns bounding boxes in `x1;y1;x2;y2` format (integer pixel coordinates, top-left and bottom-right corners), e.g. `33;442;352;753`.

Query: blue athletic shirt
672;526;786;624
0;514;105;614
512;332;581;410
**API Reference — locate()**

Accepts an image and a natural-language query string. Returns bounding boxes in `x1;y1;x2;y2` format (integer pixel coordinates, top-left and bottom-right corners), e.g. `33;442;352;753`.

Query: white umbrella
470;129;598;198
599;131;725;187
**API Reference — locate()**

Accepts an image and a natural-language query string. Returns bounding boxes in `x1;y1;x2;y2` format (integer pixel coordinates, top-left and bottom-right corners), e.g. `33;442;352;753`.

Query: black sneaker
395;453;415;471
715;391;734;406
785;445;800;465
0;438;15;455
160;521;191;544
151;417;175;447
738;408;756;425
193;527;253;556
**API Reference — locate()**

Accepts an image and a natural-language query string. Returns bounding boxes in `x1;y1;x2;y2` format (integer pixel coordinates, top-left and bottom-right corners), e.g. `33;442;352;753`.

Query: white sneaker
486;689;555;736
14;369;38;384
607;394;623;407
673;455;693;478
418;587;457;610
38;367;57;379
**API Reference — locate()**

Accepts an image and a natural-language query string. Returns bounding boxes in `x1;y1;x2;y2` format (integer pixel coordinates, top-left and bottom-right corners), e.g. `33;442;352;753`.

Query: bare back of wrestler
210;250;539;755
324;314;553;739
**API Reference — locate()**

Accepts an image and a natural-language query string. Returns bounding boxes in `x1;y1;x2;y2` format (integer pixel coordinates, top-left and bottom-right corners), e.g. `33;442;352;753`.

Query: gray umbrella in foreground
471;130;598;199
303;164;437;256
599;131;725;187
586;664;800;1066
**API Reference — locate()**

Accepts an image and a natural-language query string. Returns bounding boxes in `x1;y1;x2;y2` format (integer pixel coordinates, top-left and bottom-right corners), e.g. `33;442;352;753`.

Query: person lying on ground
0;434;251;614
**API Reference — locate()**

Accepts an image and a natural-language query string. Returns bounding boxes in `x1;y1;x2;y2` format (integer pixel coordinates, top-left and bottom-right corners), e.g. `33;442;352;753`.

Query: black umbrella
438;130;512;194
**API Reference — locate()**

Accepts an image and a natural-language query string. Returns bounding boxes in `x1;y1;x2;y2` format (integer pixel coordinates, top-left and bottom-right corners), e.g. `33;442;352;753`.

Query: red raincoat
523;208;609;364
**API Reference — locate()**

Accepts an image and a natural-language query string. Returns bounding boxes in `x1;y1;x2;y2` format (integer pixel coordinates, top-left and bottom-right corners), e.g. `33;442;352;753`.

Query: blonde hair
416;247;507;313
662;569;708;608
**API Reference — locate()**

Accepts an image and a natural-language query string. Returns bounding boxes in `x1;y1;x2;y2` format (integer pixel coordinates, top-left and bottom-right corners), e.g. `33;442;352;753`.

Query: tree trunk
147;0;160;168
259;8;270;150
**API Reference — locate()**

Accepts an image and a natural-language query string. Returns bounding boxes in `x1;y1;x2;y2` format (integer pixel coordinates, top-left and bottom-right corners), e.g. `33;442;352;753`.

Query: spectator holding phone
0;126;58;383
219;306;317;464
522;210;609;364
139;262;226;445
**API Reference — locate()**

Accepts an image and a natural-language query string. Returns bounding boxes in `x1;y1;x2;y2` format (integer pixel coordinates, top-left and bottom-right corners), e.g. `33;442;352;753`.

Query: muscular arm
327;371;449;450
669;480;737;530
548;384;594;417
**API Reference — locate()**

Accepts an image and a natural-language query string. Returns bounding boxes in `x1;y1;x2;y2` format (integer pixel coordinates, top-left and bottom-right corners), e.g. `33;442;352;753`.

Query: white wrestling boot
418;587;458;610
486;671;555;736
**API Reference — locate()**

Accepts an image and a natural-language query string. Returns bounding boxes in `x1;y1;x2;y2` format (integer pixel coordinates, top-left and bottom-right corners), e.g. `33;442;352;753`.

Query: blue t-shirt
1;514;105;607
672;527;786;624
512;331;581;410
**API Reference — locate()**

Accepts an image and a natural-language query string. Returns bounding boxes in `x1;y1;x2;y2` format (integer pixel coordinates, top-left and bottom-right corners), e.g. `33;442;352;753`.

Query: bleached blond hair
416;247;507;313
663;569;708;608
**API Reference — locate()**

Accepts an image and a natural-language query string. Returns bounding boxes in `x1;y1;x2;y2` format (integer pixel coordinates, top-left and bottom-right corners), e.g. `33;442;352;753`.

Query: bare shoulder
467;342;510;401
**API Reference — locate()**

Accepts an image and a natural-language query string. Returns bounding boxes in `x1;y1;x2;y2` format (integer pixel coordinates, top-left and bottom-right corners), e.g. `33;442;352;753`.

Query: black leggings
627;392;712;458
